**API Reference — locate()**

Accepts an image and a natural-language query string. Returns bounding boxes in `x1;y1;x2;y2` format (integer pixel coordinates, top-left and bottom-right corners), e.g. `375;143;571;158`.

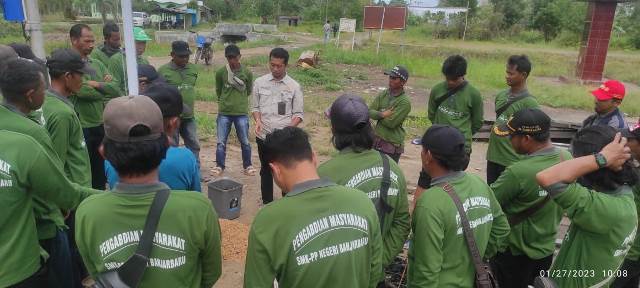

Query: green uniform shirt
627;182;640;261
368;89;412;147
70;57;121;128
0;130;98;287
158;62;198;119
91;45;121;70
428;81;484;153
0;103;66;239
215;65;253;115
244;179;384;288
75;182;222;288
318;148;410;267
43;90;92;187
486;89;540;167
408;172;510;288
490;147;571;259
108;52;150;95
545;183;637;287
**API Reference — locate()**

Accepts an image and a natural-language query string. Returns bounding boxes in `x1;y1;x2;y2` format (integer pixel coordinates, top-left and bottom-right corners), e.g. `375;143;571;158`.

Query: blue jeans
40;229;73;288
216;115;252;169
173;118;200;163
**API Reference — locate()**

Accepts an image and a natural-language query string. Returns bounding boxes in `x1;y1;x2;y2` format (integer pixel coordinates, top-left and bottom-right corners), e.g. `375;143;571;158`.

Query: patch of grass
195;65;217;102
288;65;342;92
195;112;217;140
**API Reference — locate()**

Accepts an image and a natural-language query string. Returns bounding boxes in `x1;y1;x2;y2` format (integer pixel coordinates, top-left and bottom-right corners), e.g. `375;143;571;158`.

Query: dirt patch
219;219;249;261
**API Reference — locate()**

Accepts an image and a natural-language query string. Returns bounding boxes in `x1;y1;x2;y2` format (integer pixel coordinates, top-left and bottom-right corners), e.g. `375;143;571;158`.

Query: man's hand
381;107;394;118
600;132;632;171
255;120;262;136
87;80;102;89
104;74;113;82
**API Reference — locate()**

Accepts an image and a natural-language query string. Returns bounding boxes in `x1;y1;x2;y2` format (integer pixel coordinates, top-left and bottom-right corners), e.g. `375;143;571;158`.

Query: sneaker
244;166;256;176
212;166;223;176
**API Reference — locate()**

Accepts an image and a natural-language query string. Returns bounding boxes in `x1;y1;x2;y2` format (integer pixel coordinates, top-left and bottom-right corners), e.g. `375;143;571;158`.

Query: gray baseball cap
103;95;164;142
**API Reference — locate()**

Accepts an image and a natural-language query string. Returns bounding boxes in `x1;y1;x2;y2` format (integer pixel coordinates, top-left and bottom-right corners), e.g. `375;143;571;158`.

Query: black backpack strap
434;81;468;110
118;188;170;287
495;94;529;119
376;151;394;231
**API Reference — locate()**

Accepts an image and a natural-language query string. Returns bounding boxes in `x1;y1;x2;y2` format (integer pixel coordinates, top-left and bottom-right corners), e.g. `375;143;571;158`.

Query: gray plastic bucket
207;177;243;220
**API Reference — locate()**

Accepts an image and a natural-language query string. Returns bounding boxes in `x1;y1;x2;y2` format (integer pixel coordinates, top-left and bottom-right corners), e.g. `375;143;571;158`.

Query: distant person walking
323;20;332;44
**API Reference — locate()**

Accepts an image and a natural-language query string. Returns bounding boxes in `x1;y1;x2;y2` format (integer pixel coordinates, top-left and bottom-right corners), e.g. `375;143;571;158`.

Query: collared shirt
251;73;304;139
582;107;628;130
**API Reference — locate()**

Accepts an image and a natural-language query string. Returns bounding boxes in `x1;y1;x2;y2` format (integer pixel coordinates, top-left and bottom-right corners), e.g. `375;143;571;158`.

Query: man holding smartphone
251;47;304;204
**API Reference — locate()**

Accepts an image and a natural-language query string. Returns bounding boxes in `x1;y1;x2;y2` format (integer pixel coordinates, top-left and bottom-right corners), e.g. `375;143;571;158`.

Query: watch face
596;153;607;167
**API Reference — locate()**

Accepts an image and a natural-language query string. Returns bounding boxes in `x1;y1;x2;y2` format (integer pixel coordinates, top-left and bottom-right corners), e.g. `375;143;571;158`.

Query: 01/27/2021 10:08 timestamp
539;269;628;278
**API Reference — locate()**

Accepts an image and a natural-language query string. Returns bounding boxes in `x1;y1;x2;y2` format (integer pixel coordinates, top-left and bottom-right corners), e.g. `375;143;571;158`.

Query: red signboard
363;6;407;30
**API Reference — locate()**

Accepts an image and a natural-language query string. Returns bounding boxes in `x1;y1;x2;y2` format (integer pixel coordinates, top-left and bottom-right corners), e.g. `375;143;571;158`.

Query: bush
512;30;545;44
553;30;582;47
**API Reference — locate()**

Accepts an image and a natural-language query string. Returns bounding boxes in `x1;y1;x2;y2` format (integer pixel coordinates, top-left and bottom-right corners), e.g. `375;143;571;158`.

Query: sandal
244;166;256;176
212;166;223;176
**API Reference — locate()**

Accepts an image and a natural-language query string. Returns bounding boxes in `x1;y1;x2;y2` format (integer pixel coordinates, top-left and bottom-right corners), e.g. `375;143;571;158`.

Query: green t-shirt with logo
368;89;412;147
43;90;92;187
318;148;410;267
0;104;67;239
486;89;539;167
0;130;98;287
626;181;640;261
490;147;571;259
75;183;222;288
428;81;484;153
408;172;510;287
70;57;121;128
244;179;383;288
215;65;254;115
544;183;637;287
158;62;198;119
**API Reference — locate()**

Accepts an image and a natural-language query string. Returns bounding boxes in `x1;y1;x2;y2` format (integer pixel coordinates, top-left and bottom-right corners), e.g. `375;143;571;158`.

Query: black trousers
486;161;506;185
492;250;553;288
9;265;47;288
613;258;640;288
256;138;273;204
82;125;106;190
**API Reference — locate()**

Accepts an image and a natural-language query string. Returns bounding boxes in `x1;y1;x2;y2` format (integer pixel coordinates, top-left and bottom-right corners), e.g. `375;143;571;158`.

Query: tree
490;0;525;29
257;0;274;23
441;0;479;16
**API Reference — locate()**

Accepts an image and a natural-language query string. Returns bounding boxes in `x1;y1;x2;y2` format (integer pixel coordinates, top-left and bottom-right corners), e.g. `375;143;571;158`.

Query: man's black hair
269;47;289;65
263;127;313;168
571;125;638;191
331;123;374;152
0;58;43;103
442;55;467;79
508;54;532;76
70;24;91;40
102;126;169;177
103;21;120;39
530;131;550;142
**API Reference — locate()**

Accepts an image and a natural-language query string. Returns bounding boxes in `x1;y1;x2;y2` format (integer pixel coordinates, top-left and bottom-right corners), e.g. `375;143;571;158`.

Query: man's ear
24;89;36;106
98;144;105;159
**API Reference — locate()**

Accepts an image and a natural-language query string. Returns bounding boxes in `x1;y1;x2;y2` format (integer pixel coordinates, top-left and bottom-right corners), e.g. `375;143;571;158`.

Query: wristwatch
594;152;607;168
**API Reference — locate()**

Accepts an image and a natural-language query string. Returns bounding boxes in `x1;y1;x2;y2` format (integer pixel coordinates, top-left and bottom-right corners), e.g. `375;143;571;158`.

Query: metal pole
376;6;385;54
121;0;139;95
24;0;45;59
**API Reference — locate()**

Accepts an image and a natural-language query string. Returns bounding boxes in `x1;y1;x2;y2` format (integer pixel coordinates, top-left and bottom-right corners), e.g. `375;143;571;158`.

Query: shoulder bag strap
495;94;529;118
434;81;468;110
507;150;566;226
118;188;170;287
440;182;493;284
376;151;394;231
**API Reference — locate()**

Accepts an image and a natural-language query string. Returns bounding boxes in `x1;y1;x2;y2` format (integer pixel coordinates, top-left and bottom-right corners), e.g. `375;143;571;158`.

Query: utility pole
23;0;45;59
121;0;139;95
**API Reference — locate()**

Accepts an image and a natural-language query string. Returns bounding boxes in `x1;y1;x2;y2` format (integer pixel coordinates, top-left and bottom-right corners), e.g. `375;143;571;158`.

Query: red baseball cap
591;80;626;101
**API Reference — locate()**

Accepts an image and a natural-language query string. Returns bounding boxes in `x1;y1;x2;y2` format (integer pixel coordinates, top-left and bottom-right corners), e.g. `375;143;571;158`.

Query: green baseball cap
133;27;152;42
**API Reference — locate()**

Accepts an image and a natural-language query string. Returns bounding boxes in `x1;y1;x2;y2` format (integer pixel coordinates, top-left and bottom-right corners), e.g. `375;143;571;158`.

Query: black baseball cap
171;40;192;56
138;64;165;84
328;94;370;133
420;125;465;156
621;121;640;139
225;44;240;57
384;65;409;81
46;48;93;75
143;83;190;118
494;108;551;137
